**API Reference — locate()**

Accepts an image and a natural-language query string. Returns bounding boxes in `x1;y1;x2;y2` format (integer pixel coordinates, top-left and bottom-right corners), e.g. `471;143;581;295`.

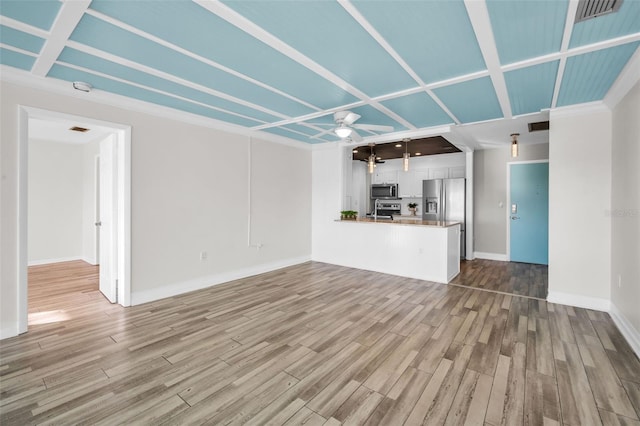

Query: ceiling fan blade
310;128;335;139
353;123;394;132
350;130;363;142
343;112;361;126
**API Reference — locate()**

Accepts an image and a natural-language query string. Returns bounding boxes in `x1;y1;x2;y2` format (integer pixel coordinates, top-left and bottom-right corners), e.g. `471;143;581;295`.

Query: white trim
28;256;84;266
610;302;640;358
0;325;19;341
1;66;312;151
464;0;512;119
473;252;508;262
604;45;640;109
31;0;90;77
506;160;549;262
547;291;611;312
130;256;311;306
0;15;50;38
549;101;610;118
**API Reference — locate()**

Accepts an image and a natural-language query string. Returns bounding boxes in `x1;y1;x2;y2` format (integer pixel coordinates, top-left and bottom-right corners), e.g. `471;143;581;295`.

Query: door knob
95;221;102;226
511;216;520;220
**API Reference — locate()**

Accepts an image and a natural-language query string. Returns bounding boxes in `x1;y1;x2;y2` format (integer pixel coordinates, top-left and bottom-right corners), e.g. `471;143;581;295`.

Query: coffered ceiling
1;0;639;148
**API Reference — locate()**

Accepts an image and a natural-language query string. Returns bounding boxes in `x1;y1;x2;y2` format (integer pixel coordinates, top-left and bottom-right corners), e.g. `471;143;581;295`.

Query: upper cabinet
399;169;429;198
373;170;398;184
449;166;466;178
428;167;449;179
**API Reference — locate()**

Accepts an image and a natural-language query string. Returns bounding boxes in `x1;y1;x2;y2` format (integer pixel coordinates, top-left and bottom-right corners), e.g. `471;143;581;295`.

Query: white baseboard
609;302;640;358
130;255;311;306
28;256;83;266
547;291;611;312
473;252;508;261
82;257;98;266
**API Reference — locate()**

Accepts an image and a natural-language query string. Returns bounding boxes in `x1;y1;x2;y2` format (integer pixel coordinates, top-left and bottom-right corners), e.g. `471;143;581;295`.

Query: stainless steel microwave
371;184;398;199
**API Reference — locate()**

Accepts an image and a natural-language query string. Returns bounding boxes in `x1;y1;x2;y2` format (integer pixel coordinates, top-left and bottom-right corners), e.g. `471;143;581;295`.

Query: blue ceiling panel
351;0;486;83
0;0;61;31
88;1;358;110
47;64;264;128
570;1;640;48
487;0;567;64
260;126;315;143
221;1;416;98
68;15;315;118
382;92;453;128
433;77;503;123
0;47;35;71
505;61;559;116
0;25;45;54
350;104;408;132
558;42;639;106
57;47;281;124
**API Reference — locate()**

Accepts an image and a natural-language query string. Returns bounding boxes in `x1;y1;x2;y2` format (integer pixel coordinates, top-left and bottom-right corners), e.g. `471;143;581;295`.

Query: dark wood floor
1;260;639;425
451;259;548;299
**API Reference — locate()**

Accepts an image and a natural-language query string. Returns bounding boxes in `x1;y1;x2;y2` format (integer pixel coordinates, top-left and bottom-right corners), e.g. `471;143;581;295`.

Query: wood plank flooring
451;259;548;299
1;260;639;425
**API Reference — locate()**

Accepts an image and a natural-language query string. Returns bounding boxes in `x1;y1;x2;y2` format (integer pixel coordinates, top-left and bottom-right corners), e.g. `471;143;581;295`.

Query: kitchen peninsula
330;218;461;284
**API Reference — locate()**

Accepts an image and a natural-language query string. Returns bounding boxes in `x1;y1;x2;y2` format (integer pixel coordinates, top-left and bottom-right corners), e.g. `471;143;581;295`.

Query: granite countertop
337;217;460;228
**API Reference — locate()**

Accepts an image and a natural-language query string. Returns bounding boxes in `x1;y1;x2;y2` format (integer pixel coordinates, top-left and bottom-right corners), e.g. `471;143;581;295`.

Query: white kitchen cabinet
428;167;449;179
398;169;428;198
373;170;398;184
449;166;465;178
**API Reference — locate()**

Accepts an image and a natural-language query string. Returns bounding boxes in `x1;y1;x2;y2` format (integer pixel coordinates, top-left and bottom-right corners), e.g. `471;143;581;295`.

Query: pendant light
510;133;519;158
368;144;376;174
402;138;410;172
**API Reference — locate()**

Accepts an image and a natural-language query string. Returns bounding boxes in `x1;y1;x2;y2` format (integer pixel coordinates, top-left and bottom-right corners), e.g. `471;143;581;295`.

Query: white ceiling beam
86;9;322;113
0;15;49;38
339;0;461;125
0;43;38;58
194;0;417;131
31;0;90;77
66;40;292;122
464;0;512;119
552;0;580;108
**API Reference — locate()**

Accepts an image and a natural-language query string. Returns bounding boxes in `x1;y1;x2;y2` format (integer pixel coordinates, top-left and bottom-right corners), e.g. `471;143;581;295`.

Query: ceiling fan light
335;126;352;138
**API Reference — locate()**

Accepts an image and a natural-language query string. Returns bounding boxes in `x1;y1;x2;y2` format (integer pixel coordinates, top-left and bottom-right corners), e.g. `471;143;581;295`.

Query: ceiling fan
311;111;394;142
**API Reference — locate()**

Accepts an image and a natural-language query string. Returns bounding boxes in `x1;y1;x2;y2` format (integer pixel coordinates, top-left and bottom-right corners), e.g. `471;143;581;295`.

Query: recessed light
352;149;358;153
395;143;402;148
415;152;422;156
376;157;381;160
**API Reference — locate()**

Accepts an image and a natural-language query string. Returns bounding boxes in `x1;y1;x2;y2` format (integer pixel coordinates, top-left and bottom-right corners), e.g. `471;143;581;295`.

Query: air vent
528;121;550;132
575;0;623;23
69;126;90;133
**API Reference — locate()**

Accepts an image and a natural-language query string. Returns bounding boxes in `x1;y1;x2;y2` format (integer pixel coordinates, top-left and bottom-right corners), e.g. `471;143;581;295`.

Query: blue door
510;162;549;265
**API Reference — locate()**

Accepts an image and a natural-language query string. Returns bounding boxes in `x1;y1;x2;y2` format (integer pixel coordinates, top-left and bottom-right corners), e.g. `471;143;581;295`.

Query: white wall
28;139;84;264
473;143;549;258
610;80;640;351
548;108;612;309
1;81;311;338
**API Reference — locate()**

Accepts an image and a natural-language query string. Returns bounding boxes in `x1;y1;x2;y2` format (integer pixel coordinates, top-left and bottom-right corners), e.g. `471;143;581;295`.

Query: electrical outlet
200;251;208;261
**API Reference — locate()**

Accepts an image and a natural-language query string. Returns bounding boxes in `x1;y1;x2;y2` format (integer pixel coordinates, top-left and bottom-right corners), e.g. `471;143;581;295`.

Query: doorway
507;161;549;265
17;106;131;334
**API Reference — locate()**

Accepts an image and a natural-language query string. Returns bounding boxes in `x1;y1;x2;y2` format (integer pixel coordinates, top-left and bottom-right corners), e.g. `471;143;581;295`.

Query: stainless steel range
368;200;401;219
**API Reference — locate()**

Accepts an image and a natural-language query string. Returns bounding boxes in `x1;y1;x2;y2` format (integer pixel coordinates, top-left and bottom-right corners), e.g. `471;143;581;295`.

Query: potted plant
407;202;418;216
340;210;358;220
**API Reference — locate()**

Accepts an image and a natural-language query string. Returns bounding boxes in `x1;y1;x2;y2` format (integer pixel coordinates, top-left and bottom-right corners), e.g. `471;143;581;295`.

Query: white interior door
99;136;117;303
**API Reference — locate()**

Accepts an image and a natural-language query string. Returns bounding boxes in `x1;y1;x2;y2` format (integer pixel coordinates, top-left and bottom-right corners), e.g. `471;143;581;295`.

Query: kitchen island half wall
314;219;461;284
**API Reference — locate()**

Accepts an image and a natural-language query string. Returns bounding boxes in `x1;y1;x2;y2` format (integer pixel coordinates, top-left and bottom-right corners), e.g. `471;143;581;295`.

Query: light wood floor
1;260;639;425
451;260;548;299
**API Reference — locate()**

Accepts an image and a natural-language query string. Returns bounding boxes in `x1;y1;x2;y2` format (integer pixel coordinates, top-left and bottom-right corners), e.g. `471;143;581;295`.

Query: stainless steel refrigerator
422;178;466;258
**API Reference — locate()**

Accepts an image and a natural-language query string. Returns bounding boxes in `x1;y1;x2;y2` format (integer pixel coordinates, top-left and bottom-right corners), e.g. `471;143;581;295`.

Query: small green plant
407;202;418;208
340;210;358;219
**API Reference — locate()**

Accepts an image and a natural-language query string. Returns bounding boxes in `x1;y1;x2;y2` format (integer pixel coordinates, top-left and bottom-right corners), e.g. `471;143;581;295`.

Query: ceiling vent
69;126;90;133
575;0;623;23
528;121;550;132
